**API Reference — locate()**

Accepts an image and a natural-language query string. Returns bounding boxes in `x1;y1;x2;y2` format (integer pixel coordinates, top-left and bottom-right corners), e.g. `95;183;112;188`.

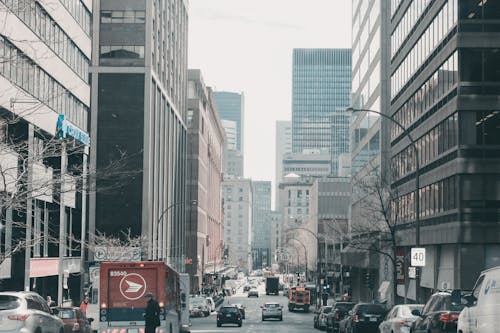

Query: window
100;10;147;24
100;46;145;59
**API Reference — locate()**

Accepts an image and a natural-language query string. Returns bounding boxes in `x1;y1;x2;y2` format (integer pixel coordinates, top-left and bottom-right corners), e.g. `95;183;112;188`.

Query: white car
458;266;500;333
0;291;64;333
378;304;423;333
261;302;283;321
189;296;210;317
205;297;216;312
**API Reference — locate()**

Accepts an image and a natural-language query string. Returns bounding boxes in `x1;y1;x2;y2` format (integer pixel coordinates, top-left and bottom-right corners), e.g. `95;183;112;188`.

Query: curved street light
287;238;308;281
346;107;421;302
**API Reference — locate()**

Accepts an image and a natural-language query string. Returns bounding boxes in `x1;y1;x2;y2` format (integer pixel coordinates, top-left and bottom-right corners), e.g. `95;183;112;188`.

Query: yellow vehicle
288;286;311;312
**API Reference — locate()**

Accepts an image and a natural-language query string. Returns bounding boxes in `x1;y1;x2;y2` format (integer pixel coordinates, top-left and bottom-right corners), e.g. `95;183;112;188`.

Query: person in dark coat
144;292;161;333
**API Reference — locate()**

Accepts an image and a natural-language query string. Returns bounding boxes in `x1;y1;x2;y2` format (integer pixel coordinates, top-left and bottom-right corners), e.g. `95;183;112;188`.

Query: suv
0;291;64;333
411;291;465;333
217;306;242;327
326;302;355;333
339;303;386;333
261;302;283;321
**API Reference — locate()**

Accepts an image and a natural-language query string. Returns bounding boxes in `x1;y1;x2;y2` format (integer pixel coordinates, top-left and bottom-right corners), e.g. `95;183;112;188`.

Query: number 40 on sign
411;248;426;267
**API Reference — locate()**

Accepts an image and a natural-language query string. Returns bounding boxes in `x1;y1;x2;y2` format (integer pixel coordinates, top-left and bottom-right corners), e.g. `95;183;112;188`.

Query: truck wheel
304;306;309;313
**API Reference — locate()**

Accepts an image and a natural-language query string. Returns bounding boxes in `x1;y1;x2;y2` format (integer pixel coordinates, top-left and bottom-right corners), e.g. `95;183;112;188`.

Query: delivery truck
265;276;280;295
99;261;181;333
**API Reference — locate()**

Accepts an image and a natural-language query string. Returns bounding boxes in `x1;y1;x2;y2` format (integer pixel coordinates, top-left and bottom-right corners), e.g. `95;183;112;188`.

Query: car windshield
221;307;238;313
358;304;386;315
401;305;424;316
0;296;21;310
55;309;75;319
265;304;280;308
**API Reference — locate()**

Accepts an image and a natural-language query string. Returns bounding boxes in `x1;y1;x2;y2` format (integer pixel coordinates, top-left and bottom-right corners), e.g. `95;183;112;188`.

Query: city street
190;284;315;333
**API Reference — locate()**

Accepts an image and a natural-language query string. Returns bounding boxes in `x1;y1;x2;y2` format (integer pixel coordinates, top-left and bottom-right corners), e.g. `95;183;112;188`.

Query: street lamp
287;238;308;281
346;107;421;302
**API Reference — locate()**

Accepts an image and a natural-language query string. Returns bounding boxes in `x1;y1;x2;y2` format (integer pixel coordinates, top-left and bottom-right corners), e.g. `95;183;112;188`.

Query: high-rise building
0;0;92;302
252;181;272;269
222;179;253;273
89;0;189;272
270;211;283;264
282;149;332;178
214;91;245;153
186;70;225;292
221;119;237;150
390;0;500;299
292;48;352;175
275;120;292;205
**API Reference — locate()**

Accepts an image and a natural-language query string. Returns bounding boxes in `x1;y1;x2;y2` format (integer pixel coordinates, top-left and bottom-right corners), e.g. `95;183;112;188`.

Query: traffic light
365;272;371;288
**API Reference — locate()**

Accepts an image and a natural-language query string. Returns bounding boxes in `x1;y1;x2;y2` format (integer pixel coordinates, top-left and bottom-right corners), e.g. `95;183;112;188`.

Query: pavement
189;279;316;333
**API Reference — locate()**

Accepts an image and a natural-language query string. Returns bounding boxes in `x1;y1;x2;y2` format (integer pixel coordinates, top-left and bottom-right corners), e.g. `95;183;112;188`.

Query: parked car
205;297;216;312
261;302;283;321
233;303;246;319
248;289;259;297
326;302;356;333
216;306;242;327
378;304;423;333
411;291;465;333
189;296;210;317
243;285;251;292
339;303;387;333
53;307;93;333
458;266;500;333
0;291;64;333
314;305;332;330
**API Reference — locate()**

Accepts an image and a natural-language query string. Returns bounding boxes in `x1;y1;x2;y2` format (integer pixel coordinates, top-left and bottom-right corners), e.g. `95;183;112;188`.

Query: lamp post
346;107;421;303
287;238;308;281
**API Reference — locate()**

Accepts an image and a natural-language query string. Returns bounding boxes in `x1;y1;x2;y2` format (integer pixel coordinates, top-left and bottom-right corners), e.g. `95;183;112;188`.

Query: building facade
270;210;283;265
89;0;189;272
214;91;245;153
186;69;225;292
222;178;253;273
275;120;292;205
251;181;272;269
292;48;352;175
390;0;500;301
0;0;92;304
282;149;332;178
221;119;237;150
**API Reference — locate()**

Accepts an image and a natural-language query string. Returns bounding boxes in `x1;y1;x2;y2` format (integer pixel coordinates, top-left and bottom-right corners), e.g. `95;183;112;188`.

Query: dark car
314;305;332;330
217;306;242;327
340;303;387;333
326;302;356;333
410;291;465;333
53;307;92;333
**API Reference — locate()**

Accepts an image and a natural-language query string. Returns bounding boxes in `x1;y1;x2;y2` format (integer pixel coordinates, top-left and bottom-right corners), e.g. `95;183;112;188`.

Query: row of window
352;112;380;151
100;10;146;24
392;52;458;141
3;1;90;81
351;132;380;174
99;46;145;59
0;36;88;130
59;0;91;34
391;0;404;17
391;0;432;58
392;176;457;223
461;48;500;82
392;113;458;179
392;0;458;99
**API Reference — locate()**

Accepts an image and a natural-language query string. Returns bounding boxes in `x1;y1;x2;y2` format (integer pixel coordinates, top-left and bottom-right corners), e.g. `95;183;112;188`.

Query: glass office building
214;91;245;153
292;49;352;175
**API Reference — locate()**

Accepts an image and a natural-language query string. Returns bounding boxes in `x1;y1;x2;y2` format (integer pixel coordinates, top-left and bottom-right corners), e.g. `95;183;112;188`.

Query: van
457;266;500;333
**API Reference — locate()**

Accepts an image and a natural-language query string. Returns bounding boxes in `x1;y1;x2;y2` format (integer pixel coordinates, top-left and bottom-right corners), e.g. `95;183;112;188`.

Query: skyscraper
275;120;292;205
214;91;245;153
292;49;352;175
252;181;272;269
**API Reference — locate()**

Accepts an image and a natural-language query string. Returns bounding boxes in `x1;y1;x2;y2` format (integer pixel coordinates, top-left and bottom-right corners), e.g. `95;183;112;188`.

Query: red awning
30;258;59;277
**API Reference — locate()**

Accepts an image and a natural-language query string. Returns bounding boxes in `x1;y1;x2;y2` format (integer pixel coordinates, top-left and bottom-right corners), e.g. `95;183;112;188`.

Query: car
410;291;465;333
326;302;356;333
189;296;210;317
248;289;259;297
314;306;332;330
339;303;387;333
0;291;64;333
458;266;500;333
378;304;424;333
217;306;242;327
261;302;283;321
233;303;246;319
53;307;93;333
205;297;216;312
243;285;251;292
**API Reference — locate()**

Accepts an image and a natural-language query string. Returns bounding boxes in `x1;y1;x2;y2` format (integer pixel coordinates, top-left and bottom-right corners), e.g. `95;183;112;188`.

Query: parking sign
411;248;426;267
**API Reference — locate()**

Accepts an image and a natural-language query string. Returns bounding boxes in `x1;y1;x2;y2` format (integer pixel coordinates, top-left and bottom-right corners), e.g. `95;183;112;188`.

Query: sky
188;0;352;204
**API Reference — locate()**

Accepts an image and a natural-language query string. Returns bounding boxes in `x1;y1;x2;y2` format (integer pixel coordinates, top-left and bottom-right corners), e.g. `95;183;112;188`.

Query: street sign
408;266;416;279
94;246;141;262
411;248;426;267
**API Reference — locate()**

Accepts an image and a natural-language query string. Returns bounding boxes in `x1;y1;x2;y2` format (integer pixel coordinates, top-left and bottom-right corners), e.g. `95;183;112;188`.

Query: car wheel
280;316;283;321
217;323;221;327
238;322;242;327
262;316;265;321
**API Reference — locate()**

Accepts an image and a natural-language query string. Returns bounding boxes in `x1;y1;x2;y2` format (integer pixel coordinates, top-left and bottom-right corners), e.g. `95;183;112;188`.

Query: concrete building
186;69;225;292
275;120;292;205
0;0;92;303
390;0;500;301
282;149;332;178
222;178;253;273
292;49;352;175
251;181;272;269
89;0;189;272
337;153;352;177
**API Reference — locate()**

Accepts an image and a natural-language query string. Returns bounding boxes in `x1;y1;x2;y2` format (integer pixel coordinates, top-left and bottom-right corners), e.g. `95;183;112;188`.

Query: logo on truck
119;273;147;300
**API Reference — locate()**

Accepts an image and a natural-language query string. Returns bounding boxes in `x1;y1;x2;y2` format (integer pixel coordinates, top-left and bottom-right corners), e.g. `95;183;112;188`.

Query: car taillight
354;315;359;323
237;316;241;320
399;320;410;327
8;314;30;321
335;312;340;320
439;312;459;323
73;322;80;331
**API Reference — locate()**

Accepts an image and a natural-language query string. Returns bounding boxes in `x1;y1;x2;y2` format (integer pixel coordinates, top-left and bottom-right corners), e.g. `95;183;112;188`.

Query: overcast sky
188;0;352;205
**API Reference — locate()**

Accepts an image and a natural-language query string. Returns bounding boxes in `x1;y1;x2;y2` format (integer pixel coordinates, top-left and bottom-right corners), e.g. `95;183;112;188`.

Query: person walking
144;292;160;333
80;296;89;316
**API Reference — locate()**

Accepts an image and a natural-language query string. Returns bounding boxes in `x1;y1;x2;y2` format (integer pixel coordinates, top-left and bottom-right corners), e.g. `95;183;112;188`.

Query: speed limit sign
411;248;426;267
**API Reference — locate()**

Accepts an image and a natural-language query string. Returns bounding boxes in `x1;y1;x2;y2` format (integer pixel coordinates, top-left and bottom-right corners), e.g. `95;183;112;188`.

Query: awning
30;257;81;277
341;245;369;268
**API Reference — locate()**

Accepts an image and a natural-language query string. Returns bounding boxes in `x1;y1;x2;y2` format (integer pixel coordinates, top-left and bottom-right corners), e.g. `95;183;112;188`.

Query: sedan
314;306;332;330
53;307;93;333
261;302;283;321
378;304;423;333
217;306;242;327
248;289;259;297
341;303;387;333
326;302;356;333
410;291;464;333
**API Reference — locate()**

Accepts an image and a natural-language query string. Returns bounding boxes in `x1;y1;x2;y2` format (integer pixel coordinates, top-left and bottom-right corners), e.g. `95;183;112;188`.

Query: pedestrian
46;296;56;307
144;292;160;333
80;295;89;316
